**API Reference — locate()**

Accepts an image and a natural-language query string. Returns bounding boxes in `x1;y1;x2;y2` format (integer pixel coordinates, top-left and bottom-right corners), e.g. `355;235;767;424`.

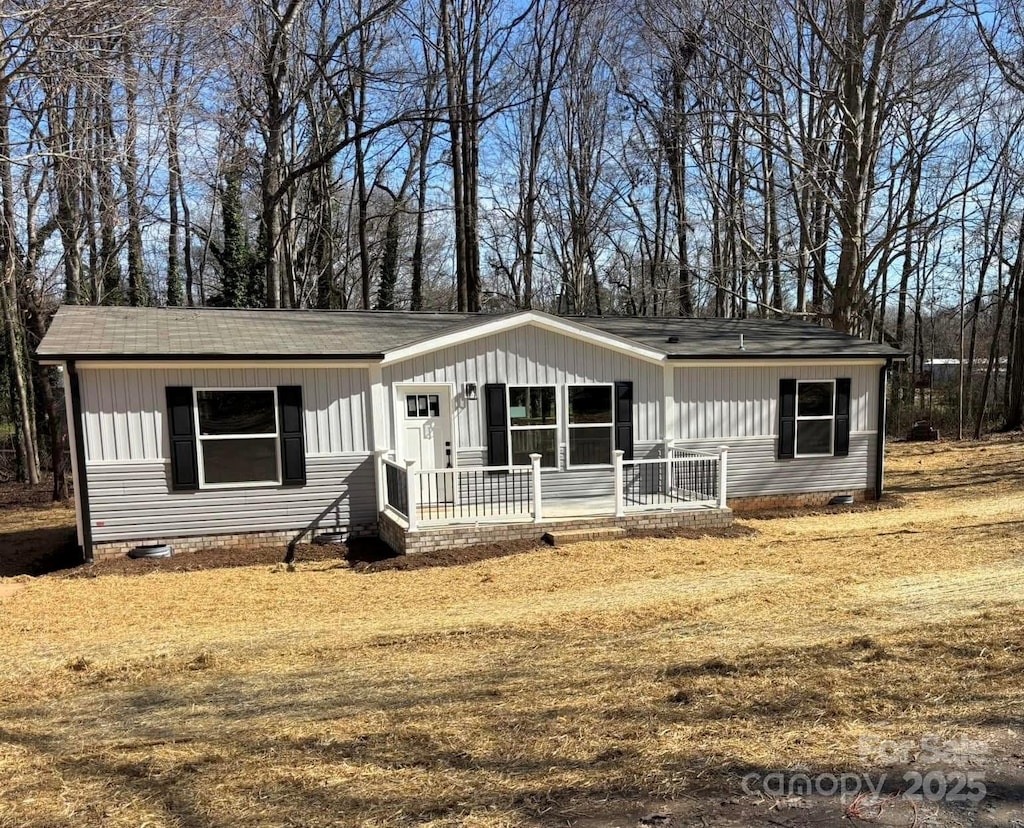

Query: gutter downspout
874;359;891;501
66;360;93;563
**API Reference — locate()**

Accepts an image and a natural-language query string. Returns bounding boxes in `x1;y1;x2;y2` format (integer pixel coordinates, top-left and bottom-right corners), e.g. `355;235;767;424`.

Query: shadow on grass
0;526;79;577
2;609;1022;826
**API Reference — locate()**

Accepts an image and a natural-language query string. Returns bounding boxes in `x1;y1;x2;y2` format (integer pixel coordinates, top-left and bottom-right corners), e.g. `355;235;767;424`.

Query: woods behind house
3;0;1024;492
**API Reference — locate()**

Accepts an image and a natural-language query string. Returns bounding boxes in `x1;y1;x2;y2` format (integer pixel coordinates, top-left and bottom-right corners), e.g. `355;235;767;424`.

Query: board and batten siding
79;366;372;462
673;361;883;497
87;454;377;542
383;325;663;450
674;361;880;440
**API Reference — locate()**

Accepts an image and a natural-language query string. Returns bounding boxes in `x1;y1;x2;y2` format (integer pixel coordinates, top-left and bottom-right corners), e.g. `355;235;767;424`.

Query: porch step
542;527;627;547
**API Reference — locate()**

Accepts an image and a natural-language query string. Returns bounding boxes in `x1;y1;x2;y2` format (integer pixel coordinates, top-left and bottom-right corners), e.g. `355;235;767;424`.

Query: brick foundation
90;488;874;561
377;507;734;556
91;523;378;562
728;488;875;512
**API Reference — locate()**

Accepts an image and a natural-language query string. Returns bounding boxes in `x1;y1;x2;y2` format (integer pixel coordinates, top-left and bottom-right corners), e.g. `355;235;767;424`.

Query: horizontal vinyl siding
80;366;371;462
87;454;376;542
455;440;660;501
384;325;663;449
541;469;615;501
675;433;876;498
674;362;880;440
457;447;488;466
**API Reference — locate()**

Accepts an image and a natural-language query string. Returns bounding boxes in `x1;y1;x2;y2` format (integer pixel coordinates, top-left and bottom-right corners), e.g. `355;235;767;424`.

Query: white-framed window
795;380;835;457
195;388;280;487
508;385;558;467
567;384;614;466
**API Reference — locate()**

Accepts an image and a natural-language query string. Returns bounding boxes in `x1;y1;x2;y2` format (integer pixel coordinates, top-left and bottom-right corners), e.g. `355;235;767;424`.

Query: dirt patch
348;536;545;572
0;579;28;601
624;523;757;541
734;493;907;522
53;525;755;579
62;541;351;578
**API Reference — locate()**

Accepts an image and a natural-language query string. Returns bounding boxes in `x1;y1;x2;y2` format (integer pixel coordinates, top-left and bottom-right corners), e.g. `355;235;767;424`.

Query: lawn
0;440;1022;827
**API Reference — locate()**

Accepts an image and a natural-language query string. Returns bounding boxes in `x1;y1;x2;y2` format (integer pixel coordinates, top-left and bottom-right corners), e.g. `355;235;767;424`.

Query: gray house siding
80;366;371;462
672;361;883;497
674;362;880;439
454;441;662;503
80;366;375;543
382;324;664;451
674;434;876;498
87;454;376;542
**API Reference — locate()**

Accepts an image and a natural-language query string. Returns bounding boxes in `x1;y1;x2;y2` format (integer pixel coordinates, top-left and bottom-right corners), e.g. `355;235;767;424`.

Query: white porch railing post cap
613;449;625;458
718;444;729;453
529;452;542;461
405;458;417;468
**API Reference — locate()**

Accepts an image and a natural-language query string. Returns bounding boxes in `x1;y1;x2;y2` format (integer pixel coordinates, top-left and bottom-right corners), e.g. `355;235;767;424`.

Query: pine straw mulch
0;438;1023;826
59;524;759;578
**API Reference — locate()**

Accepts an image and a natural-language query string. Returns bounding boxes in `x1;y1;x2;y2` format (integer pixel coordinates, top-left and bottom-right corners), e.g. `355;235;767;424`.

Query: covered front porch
374;445;733;555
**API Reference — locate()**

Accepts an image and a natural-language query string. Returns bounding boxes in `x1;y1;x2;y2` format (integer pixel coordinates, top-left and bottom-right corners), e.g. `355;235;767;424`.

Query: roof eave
35;352;385;363
666;351;905;361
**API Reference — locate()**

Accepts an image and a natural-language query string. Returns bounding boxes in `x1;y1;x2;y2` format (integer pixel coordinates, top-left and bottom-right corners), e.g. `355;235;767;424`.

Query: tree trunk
0;90;40;484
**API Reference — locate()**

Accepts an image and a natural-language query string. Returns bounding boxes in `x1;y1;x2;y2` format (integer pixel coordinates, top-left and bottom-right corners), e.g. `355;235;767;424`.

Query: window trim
193;386;282;489
507;384;559;468
794;379;836;459
502;382;617;470
565;382;615;469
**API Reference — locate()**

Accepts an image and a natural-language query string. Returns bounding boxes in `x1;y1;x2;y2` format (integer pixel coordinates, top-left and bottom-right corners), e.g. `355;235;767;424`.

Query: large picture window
196;389;280;485
795;380;835;456
508;386;557;467
567;384;613;466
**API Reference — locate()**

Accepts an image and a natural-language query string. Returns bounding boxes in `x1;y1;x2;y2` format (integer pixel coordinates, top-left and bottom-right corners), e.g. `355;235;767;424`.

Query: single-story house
37;306;903;561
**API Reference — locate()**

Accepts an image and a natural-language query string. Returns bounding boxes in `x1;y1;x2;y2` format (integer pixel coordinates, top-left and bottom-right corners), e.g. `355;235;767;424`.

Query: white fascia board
72;359;379;370
668;357;888;368
381;311;666;366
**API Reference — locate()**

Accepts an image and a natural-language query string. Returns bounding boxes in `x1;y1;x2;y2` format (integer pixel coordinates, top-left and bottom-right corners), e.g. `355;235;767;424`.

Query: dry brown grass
1;439;1023;826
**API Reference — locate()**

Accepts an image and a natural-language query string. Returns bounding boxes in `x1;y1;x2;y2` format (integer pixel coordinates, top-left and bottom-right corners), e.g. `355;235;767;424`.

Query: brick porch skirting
91;522;378;561
727;488;876;512
378;507;735;556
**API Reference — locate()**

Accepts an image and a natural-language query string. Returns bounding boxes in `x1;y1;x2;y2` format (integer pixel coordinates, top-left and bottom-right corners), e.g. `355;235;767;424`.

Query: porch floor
414;494;720;526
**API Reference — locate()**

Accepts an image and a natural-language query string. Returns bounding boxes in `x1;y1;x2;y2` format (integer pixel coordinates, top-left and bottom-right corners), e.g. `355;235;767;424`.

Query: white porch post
374;449;388;513
405;459;418;531
613;449;625;517
717;445;729;508
663;438;675;495
530;453;543;523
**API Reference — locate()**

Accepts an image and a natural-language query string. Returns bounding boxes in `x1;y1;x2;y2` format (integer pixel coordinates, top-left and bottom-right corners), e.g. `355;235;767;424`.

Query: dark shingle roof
37;305;904;361
37;306;482;359
582;316;901;359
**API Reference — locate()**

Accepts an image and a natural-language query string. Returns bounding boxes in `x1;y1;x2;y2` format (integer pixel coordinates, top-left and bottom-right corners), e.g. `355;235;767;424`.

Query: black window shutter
778;379;796;459
166;386;199;490
614;381;634;461
484;383;509;467
834;378;851;457
278;385;306;486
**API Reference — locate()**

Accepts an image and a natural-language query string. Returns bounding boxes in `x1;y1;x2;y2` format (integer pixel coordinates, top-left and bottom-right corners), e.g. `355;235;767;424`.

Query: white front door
399;386;454;506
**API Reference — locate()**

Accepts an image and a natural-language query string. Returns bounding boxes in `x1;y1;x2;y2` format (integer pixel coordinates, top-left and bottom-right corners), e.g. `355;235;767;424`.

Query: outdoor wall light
465;383;478;400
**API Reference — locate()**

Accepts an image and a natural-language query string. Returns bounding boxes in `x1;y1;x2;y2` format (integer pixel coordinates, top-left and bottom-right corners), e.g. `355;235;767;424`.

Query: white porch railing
376;445;728;529
377;451;544;529
614;445;728;516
